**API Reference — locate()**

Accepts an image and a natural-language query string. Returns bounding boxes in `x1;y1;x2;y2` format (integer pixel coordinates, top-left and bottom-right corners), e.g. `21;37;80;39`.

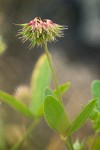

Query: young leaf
44;88;53;97
30;54;51;117
67;99;96;136
44;96;69;136
91;80;100;110
0;91;34;118
53;82;70;98
44;88;55;99
44;82;70;100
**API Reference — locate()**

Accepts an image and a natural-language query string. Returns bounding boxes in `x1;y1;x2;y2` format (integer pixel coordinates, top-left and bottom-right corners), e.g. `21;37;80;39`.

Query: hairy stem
43;42;62;102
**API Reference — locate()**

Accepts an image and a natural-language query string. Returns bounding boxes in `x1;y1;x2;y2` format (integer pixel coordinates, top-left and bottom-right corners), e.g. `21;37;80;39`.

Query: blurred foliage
30;54;51;117
0;53;52;149
88;136;100;150
0;36;6;55
90;80;100;133
73;140;83;150
0;115;6;149
0;54;51;118
0;91;34;118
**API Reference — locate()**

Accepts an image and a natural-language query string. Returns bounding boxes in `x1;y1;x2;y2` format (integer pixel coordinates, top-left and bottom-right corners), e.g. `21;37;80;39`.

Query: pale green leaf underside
30;54;51;117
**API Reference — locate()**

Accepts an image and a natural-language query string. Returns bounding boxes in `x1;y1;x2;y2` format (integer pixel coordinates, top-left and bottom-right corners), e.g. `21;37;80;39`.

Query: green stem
11;119;40;150
43;42;62;102
43;42;74;150
68;136;74;150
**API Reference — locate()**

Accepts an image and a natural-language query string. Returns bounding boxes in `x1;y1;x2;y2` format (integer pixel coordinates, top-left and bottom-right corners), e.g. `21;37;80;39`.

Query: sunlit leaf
30;54;51;117
0;36;6;55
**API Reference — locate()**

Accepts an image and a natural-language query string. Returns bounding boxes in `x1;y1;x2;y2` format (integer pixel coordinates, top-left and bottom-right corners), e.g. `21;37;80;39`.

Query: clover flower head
17;17;67;48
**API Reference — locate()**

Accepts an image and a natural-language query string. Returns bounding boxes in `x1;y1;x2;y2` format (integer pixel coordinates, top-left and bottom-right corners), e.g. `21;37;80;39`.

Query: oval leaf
0;91;34;118
44;96;69;135
67;99;96;136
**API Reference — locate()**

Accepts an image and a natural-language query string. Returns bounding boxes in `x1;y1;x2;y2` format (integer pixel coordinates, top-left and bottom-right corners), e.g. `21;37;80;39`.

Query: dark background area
0;0;100;149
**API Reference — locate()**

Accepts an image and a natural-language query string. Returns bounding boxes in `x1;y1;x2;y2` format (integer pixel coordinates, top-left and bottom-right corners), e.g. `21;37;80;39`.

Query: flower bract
17;17;67;47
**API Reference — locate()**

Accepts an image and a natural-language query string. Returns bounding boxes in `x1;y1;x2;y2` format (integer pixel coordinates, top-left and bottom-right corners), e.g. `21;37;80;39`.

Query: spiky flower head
17;17;67;48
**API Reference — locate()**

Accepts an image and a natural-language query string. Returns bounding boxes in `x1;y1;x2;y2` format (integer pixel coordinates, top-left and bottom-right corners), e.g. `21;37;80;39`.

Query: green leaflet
67;99;96;136
30;54;51;117
44;82;70;100
44;96;69;136
90;80;100;132
91;80;100;111
0;91;33;118
53;82;70;98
